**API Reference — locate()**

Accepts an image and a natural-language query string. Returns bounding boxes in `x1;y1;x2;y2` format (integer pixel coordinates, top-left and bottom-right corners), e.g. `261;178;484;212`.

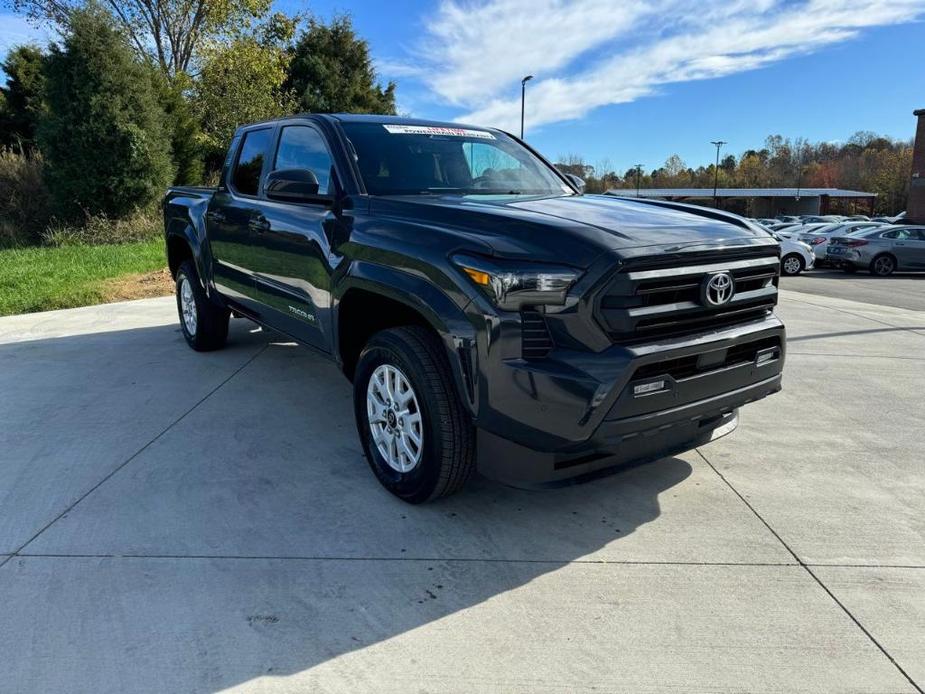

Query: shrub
0;147;51;246
38;6;174;221
41;206;162;247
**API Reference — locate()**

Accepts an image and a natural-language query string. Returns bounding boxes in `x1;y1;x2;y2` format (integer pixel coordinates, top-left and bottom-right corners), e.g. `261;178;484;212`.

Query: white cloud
401;0;925;131
0;14;53;56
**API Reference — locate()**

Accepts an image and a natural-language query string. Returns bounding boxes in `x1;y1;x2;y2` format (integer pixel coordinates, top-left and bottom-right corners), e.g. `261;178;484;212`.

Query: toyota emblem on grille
702;272;734;306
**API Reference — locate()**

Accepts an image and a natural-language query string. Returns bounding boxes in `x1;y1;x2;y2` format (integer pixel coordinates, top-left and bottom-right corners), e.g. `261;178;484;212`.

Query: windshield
340;122;573;196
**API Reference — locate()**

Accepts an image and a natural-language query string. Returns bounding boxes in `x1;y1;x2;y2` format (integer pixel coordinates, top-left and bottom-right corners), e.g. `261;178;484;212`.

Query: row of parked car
748;212;923;277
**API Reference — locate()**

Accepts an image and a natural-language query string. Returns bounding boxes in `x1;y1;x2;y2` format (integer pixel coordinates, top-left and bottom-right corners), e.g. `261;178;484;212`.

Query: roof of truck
239;113;493;132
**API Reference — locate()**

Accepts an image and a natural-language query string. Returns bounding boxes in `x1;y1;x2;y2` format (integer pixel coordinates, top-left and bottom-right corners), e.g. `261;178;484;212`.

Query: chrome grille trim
625;256;779;281
595;251;780;344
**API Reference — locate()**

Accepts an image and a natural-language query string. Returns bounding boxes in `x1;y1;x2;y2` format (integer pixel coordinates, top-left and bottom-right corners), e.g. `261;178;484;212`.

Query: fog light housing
633;379;667;397
755;347;779;367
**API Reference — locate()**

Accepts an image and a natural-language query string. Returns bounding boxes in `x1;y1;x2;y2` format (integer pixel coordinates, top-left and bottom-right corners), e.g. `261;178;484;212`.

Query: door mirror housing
265;169;331;205
563;172;586;193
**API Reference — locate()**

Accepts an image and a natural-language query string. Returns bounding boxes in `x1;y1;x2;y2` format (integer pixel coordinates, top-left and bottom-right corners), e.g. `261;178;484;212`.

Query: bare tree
4;0;272;78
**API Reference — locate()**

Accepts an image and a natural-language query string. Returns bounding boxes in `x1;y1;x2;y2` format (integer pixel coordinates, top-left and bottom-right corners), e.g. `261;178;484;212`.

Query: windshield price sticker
383;124;496;139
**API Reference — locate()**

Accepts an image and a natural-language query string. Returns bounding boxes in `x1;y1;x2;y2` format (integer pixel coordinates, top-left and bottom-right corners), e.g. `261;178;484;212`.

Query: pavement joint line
0;344;269;571
10;553;921;570
788;351;925;361
696;448;924;694
783;295;925;339
7;553;801;566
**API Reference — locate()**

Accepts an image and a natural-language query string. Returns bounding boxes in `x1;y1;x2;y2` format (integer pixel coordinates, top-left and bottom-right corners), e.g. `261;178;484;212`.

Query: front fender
336;261;480;417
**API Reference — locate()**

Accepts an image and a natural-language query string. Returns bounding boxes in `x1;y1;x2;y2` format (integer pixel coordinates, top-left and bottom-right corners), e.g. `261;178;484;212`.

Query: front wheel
353;326;475;503
176;260;230;351
781;253;805;276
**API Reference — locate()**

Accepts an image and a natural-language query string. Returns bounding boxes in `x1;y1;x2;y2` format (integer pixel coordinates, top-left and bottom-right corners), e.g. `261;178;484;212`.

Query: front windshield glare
340;122;573;196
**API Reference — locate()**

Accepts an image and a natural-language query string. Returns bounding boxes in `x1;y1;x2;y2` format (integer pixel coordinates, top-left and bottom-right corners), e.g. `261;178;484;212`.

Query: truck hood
370;193;774;268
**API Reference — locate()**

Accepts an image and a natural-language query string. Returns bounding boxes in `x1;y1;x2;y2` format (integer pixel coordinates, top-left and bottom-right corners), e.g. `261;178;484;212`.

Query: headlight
452;253;581;311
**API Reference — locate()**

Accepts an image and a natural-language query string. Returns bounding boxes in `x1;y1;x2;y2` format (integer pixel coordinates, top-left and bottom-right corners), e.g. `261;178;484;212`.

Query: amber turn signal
462;267;491;286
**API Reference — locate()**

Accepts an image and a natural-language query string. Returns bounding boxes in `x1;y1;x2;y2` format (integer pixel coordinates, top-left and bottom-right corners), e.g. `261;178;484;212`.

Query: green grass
0;238;167;316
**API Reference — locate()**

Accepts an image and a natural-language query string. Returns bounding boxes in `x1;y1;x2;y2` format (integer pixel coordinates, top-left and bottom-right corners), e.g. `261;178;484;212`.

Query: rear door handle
206;210;225;223
248;216;270;233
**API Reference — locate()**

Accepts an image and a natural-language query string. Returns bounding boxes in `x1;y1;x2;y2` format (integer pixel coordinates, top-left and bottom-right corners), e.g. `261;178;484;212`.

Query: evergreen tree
0;45;47;147
38;5;174;219
285;15;396;115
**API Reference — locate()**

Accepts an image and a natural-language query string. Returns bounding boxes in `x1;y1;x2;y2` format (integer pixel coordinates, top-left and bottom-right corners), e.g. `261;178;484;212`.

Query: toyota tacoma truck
163;115;785;503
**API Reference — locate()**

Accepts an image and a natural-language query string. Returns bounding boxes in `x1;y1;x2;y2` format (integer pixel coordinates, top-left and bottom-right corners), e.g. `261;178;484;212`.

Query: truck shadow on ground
1;319;696;692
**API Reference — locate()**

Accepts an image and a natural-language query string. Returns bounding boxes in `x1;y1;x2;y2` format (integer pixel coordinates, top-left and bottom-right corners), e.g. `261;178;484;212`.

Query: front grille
596;251;779;344
521;310;553;360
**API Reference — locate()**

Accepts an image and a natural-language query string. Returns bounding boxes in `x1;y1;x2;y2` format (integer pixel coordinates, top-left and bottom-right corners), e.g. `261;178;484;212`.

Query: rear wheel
353;326;475;503
781;253;804;276
870;254;896;277
176;260;230;351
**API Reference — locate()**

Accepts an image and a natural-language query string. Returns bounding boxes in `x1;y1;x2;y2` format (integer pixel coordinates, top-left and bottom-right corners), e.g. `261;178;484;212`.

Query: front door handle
248;216;270;233
206;210;225;223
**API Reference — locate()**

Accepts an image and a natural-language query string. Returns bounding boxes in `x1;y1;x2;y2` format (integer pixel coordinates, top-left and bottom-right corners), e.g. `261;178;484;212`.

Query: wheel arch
165;219;212;292
335;262;478;417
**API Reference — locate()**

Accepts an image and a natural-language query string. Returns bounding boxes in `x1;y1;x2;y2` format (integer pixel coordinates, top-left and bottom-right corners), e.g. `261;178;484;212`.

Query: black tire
353;326;475;503
869;254;896;277
781;253;804;276
176;259;230;351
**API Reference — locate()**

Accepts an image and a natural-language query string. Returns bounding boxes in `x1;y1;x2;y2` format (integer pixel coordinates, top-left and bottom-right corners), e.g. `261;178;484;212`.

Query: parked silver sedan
827;226;925;275
798;221;886;265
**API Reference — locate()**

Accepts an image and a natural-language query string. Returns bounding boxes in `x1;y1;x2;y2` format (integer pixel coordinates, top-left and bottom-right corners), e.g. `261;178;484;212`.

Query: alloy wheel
873;256;894;275
366;363;424;473
179;276;197;336
783;256;802;275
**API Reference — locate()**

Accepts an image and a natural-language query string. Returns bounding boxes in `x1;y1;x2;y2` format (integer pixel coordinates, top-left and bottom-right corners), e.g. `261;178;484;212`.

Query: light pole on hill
635;164;643;197
711;140;727;208
520;75;533;139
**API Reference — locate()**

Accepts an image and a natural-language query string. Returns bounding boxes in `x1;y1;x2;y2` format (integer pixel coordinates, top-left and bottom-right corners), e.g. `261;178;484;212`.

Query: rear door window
232;128;272;197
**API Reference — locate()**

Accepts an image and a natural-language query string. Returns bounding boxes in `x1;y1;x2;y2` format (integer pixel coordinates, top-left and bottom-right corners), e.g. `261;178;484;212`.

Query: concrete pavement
781;268;925;311
0;288;922;692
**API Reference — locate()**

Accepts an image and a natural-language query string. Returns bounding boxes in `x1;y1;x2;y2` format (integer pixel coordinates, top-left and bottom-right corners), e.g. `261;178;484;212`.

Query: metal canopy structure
608;187;875;199
606;187;877;216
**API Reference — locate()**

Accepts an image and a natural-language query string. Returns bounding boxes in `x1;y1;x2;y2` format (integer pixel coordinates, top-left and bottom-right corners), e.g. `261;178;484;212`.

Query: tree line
0;0;396;244
556;132;913;216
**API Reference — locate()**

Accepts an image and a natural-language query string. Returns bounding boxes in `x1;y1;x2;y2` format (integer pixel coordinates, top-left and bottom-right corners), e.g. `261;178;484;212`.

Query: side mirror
265;168;330;204
563;173;586;193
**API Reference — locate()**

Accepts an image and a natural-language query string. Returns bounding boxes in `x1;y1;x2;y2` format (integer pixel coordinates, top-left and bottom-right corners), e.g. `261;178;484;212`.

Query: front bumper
474;313;785;485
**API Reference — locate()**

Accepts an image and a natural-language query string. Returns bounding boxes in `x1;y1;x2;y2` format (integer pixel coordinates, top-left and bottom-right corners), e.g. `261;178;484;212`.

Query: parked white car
752;221;816;275
774;233;815;275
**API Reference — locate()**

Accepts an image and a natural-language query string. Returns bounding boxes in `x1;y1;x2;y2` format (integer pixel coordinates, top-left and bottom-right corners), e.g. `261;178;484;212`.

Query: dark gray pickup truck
163;114;785;503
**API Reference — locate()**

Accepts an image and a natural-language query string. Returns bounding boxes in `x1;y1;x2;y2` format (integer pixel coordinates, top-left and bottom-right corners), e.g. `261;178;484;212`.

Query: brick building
908;109;925;224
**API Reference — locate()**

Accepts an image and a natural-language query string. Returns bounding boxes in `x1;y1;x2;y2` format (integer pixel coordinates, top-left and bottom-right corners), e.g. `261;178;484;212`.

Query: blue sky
3;0;924;172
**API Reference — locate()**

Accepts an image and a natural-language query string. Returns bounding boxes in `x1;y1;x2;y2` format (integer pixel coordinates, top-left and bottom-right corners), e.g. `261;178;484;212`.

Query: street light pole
711;140;726;208
520;75;533;139
634;164;643;197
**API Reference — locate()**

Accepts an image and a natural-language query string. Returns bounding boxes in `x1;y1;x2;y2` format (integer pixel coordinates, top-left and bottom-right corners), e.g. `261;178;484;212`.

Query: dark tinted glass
340;122;569;196
232;128;272;196
274;126;333;194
